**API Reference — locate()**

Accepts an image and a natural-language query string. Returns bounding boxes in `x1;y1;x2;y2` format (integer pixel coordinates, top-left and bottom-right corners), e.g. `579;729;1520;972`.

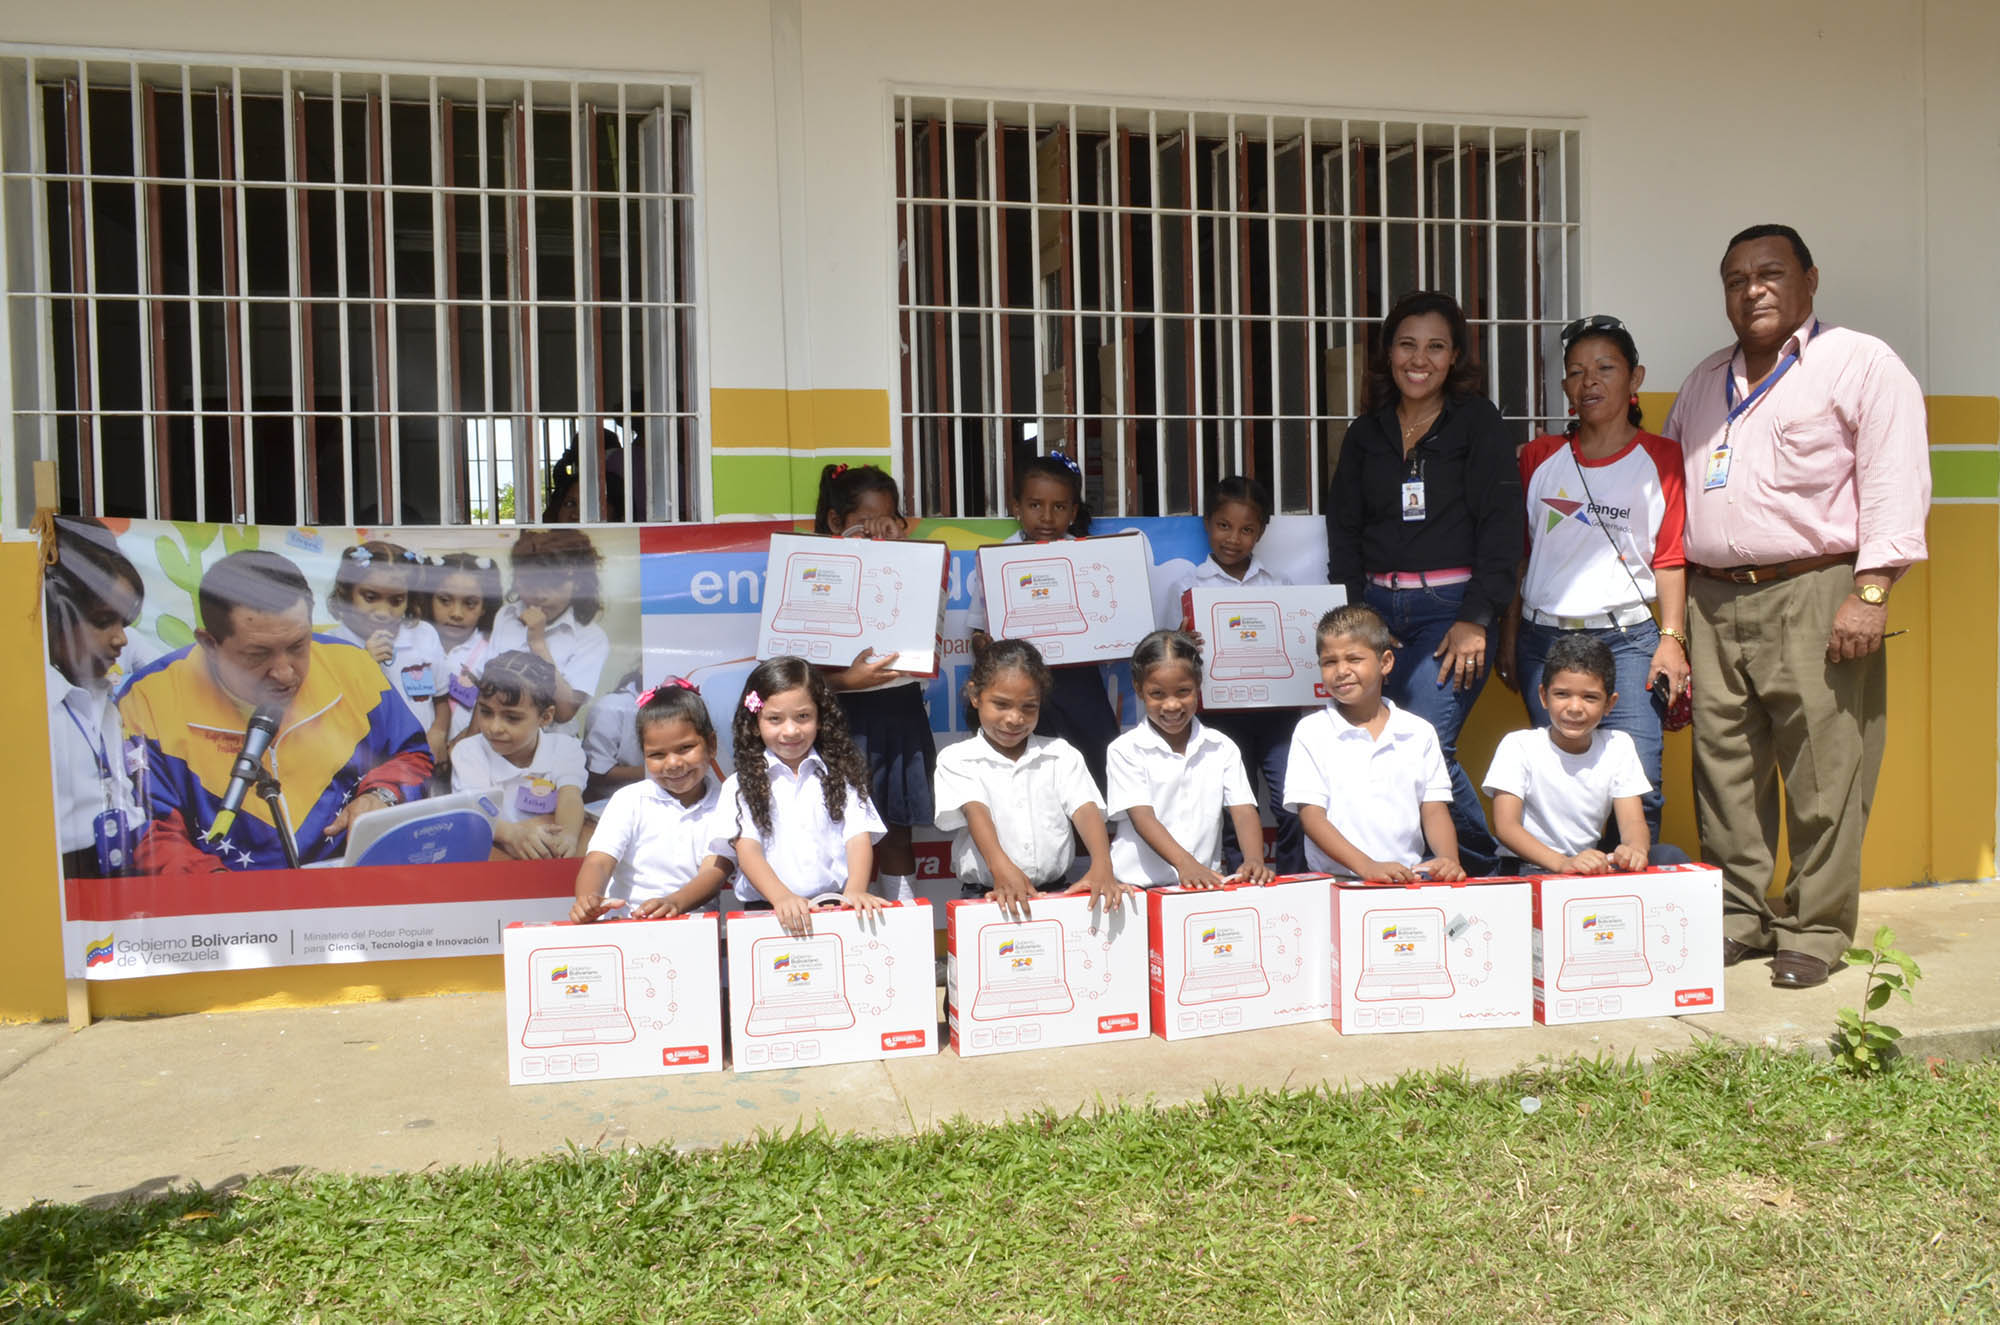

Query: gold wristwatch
1856;584;1888;606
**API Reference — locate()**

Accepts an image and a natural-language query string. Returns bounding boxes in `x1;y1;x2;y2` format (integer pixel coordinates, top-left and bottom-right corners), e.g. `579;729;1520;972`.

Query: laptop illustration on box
769;552;865;636
1555;896;1652;990
1353;907;1455;1000
1177;907;1271;1004
968;919;1074;1018
742;933;856;1034
307;789;499;869
1207;602;1295;681
997;559;1089;638
521;945;637;1047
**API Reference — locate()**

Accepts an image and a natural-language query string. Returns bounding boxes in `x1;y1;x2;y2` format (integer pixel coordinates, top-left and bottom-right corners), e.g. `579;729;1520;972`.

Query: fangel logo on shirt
1542;487;1633;534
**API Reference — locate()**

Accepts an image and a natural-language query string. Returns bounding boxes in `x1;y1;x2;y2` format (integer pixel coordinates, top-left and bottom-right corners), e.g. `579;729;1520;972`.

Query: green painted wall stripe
1931;449;1999;502
710;450;892;518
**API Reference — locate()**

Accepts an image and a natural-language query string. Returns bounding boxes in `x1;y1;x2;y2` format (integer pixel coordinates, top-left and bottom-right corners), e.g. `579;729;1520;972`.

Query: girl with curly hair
713;656;885;936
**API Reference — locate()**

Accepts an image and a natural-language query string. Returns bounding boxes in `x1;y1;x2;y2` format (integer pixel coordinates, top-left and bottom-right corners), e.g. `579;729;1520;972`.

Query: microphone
204;704;285;842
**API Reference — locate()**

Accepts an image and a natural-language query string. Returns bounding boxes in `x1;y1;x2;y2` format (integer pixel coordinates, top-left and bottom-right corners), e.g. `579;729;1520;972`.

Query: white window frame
887;87;1586;519
0;42;713;534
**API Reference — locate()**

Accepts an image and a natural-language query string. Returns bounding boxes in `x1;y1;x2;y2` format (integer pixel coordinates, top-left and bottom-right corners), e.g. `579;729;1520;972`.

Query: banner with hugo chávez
47;516;644;978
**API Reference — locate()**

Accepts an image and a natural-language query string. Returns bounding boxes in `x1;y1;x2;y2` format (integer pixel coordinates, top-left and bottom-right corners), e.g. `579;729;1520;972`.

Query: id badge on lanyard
1708;330;1810;492
1401;457;1427;522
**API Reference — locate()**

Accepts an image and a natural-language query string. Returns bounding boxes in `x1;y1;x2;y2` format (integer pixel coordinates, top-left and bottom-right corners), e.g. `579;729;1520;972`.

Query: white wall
0;0;1990;404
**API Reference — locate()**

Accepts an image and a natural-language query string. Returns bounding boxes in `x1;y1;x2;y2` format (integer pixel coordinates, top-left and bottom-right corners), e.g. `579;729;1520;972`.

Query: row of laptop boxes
501;867;1725;1085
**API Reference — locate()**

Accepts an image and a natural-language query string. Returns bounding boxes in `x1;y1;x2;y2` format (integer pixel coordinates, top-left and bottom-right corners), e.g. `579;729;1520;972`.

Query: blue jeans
1514;617;1665;844
1364;582;1498;875
1202;707;1308;875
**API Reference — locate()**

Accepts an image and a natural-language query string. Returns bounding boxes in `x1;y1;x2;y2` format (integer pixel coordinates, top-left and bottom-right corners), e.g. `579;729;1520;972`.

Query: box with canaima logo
1331;877;1533;1034
756;531;949;677
946;891;1150;1057
502;913;723;1085
977;533;1157;665
1147;875;1334;1040
1180;585;1346;710
724;901;937;1072
1529;864;1725;1025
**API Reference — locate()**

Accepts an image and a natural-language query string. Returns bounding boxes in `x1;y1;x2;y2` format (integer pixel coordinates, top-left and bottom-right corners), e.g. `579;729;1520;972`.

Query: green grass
5;1043;1997;1322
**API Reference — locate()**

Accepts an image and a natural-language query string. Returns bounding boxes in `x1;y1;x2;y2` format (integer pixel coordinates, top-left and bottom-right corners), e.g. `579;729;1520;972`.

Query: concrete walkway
3;881;1995;1211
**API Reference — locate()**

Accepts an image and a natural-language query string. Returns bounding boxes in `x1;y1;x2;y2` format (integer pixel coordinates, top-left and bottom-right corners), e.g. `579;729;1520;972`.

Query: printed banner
45;513;1327;977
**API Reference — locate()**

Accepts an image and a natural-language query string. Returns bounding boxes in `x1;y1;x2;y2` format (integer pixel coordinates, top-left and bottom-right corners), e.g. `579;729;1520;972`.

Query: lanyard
1723;319;1820;425
62;696;116;806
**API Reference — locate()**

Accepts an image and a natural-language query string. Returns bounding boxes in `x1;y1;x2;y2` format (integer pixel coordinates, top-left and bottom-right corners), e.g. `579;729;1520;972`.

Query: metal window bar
1;48;701;529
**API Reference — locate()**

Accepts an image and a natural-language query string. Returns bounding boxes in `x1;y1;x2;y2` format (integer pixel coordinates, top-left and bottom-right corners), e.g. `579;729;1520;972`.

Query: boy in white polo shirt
1282;605;1465;882
1482;631;1687;875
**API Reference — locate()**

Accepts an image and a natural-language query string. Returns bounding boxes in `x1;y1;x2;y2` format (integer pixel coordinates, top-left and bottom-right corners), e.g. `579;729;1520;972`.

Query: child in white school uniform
1105;630;1272;888
488;527;610;736
326;541;451;764
419;551;502;744
1283;605;1467;882
1482;631;1689;875
581;667;645;803
931;638;1129;919
450;650;589;860
570;678;734;922
1163;474;1309;875
715;656;887;938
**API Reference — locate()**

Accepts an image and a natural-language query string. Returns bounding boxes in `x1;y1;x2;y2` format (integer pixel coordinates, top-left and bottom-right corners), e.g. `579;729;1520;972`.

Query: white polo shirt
1283;701;1451;875
46;663;141;855
1482;727;1651;857
1161;554;1290;628
449;729;588;823
590;773;732;907
718;749;885;903
581;681;640;775
1105;718;1256;885
488;602;610;735
326;618;448;733
933;731;1103;886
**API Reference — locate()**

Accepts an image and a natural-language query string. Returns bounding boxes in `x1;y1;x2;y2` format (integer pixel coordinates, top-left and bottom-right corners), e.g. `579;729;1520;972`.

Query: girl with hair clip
812;461;938;903
931;638;1127;919
714;656;886;938
964;451;1122;792
44;517;146;878
1105;630;1273;889
1496;315;1689;842
327;540;451;763
488;527;610;734
418;551;503;742
570;678;735;921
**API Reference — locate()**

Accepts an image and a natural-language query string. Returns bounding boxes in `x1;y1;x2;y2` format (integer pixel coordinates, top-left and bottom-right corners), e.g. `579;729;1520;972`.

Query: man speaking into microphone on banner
119;549;433;872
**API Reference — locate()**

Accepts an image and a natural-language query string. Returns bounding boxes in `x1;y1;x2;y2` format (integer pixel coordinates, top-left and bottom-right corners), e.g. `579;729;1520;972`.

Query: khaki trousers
1687;563;1887;965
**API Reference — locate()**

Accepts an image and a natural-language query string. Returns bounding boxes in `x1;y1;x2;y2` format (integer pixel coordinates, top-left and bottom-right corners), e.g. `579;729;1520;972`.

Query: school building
0;0;1992;1019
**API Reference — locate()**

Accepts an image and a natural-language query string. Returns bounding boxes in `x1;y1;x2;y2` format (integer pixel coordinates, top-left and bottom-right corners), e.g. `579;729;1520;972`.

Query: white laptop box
977;533;1156;665
1330;879;1532;1034
1531;865;1725;1025
724;902;936;1072
946;891;1150;1057
757;532;949;676
1182;585;1348;709
1147;875;1335;1040
502;913;724;1085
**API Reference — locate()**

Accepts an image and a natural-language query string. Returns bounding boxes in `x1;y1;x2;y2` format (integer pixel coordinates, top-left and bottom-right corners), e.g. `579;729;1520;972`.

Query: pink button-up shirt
1662;317;1930;572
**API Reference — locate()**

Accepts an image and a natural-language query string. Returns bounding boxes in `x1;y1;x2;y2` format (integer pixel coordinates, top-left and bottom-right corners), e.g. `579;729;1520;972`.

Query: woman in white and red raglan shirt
1496;315;1691;841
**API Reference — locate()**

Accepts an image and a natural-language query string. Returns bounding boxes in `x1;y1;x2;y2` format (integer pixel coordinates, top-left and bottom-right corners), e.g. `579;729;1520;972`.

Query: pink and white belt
1367;566;1473;590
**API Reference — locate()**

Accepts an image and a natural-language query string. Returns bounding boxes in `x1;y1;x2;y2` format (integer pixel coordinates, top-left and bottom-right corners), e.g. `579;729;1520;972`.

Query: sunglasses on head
1560;314;1627;347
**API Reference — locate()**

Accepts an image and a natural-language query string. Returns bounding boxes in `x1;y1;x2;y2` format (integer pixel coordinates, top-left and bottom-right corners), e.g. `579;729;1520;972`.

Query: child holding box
1482;631;1688;875
1282;605;1465;882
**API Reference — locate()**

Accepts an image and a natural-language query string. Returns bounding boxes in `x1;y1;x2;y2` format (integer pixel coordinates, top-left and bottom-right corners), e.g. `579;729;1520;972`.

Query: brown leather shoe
1722;938;1769;967
1769;951;1831;989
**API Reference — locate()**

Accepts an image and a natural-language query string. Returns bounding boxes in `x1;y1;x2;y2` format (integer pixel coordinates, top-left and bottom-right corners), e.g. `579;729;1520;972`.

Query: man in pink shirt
1663;224;1930;989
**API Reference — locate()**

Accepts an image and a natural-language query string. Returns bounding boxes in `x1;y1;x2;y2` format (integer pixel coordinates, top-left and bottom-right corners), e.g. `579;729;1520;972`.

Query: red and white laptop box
978;533;1156;665
758;532;948;677
503;913;724;1085
724;901;936;1072
1181;585;1347;710
1147;875;1334;1040
1531;864;1725;1025
1330;878;1533;1034
946;891;1150;1057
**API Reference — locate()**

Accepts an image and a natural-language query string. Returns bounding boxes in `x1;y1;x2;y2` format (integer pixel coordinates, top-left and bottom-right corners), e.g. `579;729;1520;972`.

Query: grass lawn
4;1043;1996;1322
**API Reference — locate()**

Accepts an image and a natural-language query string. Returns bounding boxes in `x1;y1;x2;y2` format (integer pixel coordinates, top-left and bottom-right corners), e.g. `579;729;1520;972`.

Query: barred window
893;96;1582;518
1;49;702;529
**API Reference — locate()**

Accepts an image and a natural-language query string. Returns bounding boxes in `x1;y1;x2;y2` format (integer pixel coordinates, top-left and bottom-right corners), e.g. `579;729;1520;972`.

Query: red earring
1630;394;1640;406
